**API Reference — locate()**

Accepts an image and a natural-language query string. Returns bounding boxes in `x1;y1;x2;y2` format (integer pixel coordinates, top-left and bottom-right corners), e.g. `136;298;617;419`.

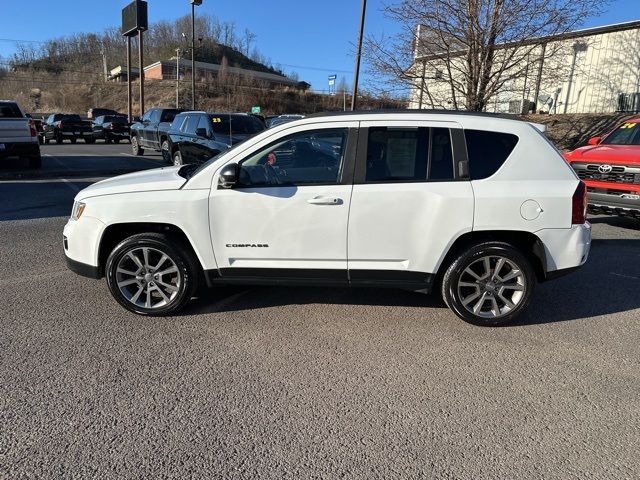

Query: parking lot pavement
0;161;639;477
0;143;168;221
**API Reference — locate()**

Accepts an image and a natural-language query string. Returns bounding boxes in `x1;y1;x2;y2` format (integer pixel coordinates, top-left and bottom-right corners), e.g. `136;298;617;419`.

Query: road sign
251;106;261;114
328;74;337;86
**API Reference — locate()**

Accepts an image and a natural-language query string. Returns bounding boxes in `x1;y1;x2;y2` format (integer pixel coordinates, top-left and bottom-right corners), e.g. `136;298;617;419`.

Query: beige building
410;20;640;114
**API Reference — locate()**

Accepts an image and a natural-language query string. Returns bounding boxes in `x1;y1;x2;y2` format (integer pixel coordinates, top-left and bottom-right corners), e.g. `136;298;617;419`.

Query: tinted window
465;130;518;180
430;128;454;180
0;102;23;118
142;110;153;122
238;128;348;187
601;122;640;146
211;115;265;136
365;127;454;182
160;109;182;123
62;114;82;122
94;116;104;125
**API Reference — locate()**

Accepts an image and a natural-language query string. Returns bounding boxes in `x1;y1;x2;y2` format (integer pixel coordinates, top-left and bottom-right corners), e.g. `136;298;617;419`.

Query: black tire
55;133;64;144
105;136;112;144
441;241;535;327
28;155;42;169
44;136;50;144
105;233;200;316
70;137;77;144
161;139;171;162
172;149;183;166
38;135;44;145
131;136;144;155
85;137;95;144
113;138;120;144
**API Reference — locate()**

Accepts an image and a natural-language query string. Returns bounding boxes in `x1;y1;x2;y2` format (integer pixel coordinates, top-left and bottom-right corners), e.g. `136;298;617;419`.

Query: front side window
238;128;348;187
465;129;519;180
197;115;211;136
365;126;454;182
142;110;153;122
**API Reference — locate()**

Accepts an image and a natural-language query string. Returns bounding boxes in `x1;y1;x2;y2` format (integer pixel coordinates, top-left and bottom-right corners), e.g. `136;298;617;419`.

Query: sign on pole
328;74;337;95
251;106;261;114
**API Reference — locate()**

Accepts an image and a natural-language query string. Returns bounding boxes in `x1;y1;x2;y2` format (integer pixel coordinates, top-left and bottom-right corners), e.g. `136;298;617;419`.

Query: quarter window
465;130;519;180
365;127;454;182
238;128;348;187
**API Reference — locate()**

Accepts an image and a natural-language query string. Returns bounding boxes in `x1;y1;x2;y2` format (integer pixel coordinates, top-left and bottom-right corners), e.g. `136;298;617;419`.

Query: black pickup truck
130;108;183;160
43;114;94;144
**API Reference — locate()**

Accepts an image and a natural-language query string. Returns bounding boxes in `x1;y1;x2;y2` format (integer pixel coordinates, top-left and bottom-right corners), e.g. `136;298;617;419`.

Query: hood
566;144;640;165
77;166;187;200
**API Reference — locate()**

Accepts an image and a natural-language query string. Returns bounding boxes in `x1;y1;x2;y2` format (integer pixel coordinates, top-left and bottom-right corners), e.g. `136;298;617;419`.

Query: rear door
347;120;474;285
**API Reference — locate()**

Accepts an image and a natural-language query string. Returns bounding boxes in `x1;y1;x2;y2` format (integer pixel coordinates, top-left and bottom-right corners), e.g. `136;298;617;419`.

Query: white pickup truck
0;100;41;168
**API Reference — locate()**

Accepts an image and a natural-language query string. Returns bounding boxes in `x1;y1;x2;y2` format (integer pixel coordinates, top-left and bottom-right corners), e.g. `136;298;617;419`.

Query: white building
410;20;640;114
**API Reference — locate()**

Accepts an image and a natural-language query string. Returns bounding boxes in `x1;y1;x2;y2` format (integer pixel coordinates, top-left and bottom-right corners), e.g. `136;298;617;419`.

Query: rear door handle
307;196;343;205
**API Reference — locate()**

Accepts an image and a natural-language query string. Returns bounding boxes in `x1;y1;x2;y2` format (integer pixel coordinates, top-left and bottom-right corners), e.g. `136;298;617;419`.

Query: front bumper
63;216;106;279
536;223;591;274
587;191;640;216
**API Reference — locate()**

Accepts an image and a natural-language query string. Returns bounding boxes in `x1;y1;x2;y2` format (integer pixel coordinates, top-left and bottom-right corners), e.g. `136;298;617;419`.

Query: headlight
71;201;86;220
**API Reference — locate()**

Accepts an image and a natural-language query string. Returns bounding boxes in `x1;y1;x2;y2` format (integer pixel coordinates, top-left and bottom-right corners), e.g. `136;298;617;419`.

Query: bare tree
365;0;609;111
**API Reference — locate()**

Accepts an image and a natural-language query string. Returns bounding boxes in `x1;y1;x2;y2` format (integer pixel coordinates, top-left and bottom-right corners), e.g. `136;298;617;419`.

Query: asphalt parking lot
1;144;639;478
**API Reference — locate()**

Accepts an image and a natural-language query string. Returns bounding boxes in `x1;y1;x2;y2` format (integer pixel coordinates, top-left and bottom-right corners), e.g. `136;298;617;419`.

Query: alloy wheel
457;255;526;319
115;247;181;309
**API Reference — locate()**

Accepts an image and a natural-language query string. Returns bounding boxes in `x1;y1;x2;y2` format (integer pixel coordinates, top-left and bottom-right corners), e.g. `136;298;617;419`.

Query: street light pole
176;48;181;108
351;0;367;111
190;0;202;110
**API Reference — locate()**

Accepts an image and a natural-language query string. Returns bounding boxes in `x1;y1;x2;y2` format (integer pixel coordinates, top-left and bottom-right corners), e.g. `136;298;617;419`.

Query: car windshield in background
0;102;23;118
211;115;265;135
601;122;640;145
62;115;82;122
104;116;127;124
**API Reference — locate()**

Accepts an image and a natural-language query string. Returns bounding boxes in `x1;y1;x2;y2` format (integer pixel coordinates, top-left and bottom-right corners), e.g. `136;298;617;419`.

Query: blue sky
0;0;638;90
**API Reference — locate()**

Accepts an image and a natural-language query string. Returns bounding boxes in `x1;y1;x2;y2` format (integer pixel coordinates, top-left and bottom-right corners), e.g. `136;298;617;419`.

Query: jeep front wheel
105;233;199;316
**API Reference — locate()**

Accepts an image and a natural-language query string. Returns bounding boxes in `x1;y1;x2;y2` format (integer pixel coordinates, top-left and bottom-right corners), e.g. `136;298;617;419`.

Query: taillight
28;119;37;137
572;181;587;224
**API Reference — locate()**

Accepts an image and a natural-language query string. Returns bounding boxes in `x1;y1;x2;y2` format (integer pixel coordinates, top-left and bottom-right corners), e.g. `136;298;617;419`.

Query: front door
209;122;358;281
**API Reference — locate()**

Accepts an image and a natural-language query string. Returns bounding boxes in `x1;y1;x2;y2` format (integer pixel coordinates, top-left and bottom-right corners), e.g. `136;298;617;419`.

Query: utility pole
176;48;181;108
350;0;367;111
190;1;202;110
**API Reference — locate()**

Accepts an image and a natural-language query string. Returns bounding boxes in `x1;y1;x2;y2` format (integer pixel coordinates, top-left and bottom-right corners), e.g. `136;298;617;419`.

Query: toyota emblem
598;164;613;173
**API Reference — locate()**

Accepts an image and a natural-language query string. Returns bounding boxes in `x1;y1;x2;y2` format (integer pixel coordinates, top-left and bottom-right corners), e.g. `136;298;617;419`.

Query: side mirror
588;136;601;145
133;116;141;123
218;163;239;189
195;127;209;138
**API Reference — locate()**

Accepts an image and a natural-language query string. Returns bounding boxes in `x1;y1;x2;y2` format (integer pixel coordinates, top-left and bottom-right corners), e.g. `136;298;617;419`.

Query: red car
564;118;640;217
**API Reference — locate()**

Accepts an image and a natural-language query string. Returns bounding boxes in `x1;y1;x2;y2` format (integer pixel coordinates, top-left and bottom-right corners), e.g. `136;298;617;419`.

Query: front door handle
307;196;343;205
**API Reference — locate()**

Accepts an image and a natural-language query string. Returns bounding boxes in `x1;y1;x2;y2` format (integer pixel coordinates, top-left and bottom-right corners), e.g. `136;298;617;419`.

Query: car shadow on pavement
184;238;640;327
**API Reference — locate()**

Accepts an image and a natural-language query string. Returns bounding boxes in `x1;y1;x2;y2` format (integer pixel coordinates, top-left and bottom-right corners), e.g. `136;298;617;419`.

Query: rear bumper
587;191;640;216
0;141;39;159
536;223;591;275
61;131;93;137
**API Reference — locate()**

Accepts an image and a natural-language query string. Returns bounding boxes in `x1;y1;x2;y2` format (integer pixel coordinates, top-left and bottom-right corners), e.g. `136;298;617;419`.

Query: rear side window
465;130;518;180
182;115;199;135
0;102;23;118
365;127;454;182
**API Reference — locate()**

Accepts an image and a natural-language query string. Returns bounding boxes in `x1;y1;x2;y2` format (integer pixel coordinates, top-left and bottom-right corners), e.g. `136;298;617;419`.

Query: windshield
211;115;265;136
0;102;23;118
601;122;640;145
184;142;247;179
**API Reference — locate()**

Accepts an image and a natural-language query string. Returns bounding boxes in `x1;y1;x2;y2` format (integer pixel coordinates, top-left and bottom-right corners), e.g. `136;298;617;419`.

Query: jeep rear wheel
105;233;199;316
442;242;534;326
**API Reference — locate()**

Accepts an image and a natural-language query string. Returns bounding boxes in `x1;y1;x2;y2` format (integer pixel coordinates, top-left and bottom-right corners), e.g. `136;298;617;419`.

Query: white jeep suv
64;111;591;326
